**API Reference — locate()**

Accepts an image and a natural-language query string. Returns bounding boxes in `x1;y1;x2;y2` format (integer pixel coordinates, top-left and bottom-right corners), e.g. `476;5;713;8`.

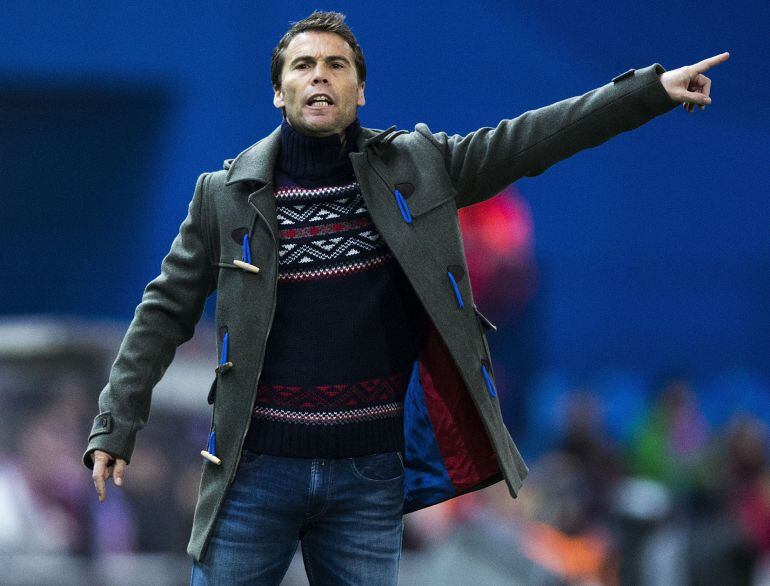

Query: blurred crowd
402;370;770;586
1;340;769;585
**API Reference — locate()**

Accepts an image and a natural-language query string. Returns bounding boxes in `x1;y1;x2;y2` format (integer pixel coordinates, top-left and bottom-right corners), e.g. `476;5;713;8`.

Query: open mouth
306;94;334;108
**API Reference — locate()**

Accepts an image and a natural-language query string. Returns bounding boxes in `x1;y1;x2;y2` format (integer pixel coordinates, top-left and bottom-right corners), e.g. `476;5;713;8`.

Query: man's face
274;31;365;139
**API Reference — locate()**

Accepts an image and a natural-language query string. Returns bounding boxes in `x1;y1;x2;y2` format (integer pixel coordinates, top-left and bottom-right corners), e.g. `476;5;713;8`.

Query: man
84;10;728;585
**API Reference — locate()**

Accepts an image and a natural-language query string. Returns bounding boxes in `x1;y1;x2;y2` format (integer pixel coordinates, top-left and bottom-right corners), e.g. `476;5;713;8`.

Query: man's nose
312;65;329;84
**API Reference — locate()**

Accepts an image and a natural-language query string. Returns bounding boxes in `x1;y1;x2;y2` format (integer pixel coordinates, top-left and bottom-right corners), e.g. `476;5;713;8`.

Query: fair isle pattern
275;193;366;226
279;217;370;239
274;181;360;203
274;181;392;283
256;371;412;410
252;403;403;426
277;254;393;283
280;229;381;263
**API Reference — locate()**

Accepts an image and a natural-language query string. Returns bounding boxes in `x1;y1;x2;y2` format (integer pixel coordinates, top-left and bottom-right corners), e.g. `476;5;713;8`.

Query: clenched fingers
700;74;712;99
697;74;712;111
683;73;712;112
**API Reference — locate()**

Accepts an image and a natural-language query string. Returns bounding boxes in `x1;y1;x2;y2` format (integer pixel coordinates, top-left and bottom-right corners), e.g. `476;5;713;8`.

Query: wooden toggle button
233;259;260;273
215;361;233;375
200;450;222;465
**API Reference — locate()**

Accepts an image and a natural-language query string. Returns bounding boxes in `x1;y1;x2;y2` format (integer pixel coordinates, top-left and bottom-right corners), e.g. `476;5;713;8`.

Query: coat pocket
407;189;456;217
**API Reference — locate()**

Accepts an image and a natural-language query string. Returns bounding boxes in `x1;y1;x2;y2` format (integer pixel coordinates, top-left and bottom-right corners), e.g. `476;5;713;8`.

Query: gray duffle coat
84;63;678;561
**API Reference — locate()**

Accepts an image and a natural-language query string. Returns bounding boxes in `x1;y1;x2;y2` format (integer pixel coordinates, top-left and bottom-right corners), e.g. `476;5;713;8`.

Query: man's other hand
91;449;127;502
660;52;730;113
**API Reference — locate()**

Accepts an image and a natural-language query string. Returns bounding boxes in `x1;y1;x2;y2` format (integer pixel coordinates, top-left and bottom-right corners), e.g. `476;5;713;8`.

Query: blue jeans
190;449;405;585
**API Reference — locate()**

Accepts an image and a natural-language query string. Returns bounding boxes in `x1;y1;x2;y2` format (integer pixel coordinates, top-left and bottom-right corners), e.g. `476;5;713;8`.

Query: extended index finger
693;52;730;73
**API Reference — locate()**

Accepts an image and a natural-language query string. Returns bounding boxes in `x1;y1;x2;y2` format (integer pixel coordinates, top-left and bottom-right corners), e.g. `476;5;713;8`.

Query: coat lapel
248;184;278;246
225;125;281;186
225;125;282;244
226;123;400;248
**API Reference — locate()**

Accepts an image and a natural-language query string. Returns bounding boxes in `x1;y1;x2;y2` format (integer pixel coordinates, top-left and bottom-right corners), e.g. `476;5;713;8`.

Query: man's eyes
294;62;345;70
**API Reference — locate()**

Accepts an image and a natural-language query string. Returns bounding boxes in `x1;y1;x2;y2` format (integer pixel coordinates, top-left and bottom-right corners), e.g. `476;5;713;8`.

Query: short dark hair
270;11;367;91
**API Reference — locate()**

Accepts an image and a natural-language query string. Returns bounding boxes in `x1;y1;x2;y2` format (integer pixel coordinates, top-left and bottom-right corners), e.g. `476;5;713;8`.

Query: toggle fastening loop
215;331;233;374
394;189;412;224
201;430;222;465
234;233;260;272
447;271;464;309
242;233;252;264
481;362;497;398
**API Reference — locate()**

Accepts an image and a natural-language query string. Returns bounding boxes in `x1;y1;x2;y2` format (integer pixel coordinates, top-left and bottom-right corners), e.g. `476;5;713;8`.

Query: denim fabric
190;449;404;585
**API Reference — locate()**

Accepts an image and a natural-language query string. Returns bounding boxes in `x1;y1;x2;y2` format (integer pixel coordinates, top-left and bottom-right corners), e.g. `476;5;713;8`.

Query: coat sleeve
83;172;217;469
417;63;679;208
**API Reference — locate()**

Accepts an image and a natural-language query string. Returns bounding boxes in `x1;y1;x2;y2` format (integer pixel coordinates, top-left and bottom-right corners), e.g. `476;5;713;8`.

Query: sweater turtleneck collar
276;117;362;185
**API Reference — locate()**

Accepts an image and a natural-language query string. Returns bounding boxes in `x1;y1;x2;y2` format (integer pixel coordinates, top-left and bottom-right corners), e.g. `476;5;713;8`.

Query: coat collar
224;124;400;187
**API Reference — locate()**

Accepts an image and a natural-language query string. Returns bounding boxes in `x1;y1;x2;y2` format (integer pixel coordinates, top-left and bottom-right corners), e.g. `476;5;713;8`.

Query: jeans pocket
350;451;404;482
238;448;264;471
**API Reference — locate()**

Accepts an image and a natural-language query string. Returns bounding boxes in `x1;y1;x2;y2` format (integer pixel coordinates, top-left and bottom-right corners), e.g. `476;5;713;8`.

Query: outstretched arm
422;53;729;208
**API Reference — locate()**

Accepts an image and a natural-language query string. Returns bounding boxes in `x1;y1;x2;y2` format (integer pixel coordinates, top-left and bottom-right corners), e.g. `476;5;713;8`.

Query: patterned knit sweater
243;118;424;458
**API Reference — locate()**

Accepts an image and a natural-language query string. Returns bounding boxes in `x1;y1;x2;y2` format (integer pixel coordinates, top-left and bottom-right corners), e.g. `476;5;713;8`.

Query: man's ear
357;81;366;107
273;87;285;109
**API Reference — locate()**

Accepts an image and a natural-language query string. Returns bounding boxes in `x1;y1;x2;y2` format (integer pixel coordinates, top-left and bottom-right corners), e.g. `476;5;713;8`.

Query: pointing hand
659;52;730;113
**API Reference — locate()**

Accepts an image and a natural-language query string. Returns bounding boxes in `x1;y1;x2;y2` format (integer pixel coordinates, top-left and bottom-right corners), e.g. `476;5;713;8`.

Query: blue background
2;0;768;380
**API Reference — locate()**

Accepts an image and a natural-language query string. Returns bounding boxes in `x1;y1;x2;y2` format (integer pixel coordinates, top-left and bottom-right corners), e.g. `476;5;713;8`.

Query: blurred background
1;1;768;584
